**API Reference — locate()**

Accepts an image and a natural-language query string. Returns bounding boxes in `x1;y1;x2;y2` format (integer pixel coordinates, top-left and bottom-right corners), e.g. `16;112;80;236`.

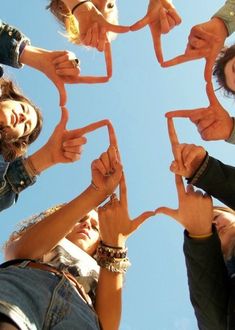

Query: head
213;45;235;96
4;205;99;257
213;206;235;258
0;78;43;161
46;0;118;44
66;209;100;256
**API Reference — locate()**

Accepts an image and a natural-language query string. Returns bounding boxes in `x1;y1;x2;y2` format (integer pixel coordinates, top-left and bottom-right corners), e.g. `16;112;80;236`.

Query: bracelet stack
95;241;131;274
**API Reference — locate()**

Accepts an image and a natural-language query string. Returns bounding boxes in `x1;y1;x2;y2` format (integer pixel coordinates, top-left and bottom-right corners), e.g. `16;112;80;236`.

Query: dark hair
0;78;43;161
213;45;235;97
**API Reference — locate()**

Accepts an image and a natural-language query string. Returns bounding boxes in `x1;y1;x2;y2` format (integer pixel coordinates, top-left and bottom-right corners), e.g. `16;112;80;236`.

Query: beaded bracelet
96;255;131;274
71;0;92;15
97;241;127;258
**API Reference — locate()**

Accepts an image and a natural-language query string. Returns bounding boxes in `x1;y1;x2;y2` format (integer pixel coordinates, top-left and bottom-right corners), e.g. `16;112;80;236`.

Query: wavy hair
213;45;235;97
0;78;43;161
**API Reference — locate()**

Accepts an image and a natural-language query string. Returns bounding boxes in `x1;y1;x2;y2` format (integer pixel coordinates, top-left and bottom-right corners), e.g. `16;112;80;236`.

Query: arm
184;229;229;330
95;174;155;329
166;117;235;210
213;0;235;36
5;143;123;260
156;173;228;329
188;155;235;211
0;20;30;68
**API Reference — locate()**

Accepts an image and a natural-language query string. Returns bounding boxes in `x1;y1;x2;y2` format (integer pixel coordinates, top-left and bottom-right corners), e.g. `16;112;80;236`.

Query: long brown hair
0;78;43;161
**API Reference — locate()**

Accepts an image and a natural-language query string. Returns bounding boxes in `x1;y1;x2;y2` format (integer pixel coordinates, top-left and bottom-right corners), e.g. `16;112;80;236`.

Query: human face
224;57;235;92
0;100;38;140
66;210;99;255
92;0;117;23
213;209;235;255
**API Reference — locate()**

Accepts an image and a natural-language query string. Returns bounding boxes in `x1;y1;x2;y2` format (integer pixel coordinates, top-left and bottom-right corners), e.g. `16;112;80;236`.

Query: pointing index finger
167;117;179;147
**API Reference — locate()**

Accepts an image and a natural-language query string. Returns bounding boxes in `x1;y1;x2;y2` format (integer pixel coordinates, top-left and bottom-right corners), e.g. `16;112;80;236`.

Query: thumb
155;206;178;220
58;106;69;130
130;14;150;31
102;18;130;33
131;211;156;232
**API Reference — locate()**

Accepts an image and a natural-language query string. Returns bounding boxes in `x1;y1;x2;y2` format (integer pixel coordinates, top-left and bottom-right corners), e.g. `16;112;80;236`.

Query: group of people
0;0;234;329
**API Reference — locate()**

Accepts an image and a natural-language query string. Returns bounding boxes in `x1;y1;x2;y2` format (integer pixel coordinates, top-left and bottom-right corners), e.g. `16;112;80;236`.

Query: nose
81;219;91;229
19;112;26;124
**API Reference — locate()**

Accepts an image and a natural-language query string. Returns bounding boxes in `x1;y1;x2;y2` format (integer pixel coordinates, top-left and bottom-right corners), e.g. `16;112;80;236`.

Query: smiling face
66;210;100;256
213;209;235;256
224;57;235;92
0;100;38;141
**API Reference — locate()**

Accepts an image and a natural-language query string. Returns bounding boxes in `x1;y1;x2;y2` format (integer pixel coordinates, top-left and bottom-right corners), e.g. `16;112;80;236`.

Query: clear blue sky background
1;1;234;329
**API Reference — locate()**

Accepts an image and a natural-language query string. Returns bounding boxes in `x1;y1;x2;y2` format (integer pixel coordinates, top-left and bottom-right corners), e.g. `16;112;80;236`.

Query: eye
107;2;114;9
24;122;30;134
21;103;26;113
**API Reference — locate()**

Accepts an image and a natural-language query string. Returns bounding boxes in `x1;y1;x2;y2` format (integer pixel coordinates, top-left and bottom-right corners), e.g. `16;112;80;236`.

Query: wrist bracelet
189;232;213;239
71;0;92;15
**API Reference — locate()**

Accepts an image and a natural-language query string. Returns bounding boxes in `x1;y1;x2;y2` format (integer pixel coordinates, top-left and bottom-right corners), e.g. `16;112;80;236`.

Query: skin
162;17;228;82
213;210;235;256
225;57;235;92
0;100;38;140
64;0;129;51
165;82;234;141
66;210;99;255
130;0;181;64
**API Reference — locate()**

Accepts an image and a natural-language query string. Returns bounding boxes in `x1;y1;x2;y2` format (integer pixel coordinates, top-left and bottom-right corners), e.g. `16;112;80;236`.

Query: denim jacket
0;155;36;212
0;19;30;69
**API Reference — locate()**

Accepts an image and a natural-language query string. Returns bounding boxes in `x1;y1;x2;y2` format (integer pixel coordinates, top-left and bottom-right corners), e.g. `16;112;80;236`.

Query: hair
0;78;43;161
46;0;118;45
3;205;99;252
213;45;235;97
214;205;235;259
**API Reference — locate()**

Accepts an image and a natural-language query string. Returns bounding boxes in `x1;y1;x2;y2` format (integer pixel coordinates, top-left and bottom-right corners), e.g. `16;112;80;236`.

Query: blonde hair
46;0;118;45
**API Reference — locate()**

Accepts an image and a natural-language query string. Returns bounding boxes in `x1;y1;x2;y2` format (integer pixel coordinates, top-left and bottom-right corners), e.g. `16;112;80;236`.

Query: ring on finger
71;58;80;68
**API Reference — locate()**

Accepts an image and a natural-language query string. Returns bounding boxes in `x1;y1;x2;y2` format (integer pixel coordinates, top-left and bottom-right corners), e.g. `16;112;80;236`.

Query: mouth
77;230;90;239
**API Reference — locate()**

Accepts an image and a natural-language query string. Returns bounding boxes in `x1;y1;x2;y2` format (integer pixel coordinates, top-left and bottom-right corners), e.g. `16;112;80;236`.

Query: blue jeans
0;262;100;329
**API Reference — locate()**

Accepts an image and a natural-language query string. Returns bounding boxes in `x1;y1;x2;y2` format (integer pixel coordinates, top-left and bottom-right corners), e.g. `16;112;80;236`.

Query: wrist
211;17;229;38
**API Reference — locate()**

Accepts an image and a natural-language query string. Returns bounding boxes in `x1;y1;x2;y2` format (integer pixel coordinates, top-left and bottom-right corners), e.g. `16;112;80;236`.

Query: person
130;0;182;64
166;117;235;210
0;145;155;329
0;19;83;106
46;0;129;51
155;173;233;329
0;105;90;212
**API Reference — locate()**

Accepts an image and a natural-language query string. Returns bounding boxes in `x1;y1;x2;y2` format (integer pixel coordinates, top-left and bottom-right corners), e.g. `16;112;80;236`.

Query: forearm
95;268;123;330
184;230;229;329
213;0;235;35
5;185;107;260
0;20;30;68
188;156;235;210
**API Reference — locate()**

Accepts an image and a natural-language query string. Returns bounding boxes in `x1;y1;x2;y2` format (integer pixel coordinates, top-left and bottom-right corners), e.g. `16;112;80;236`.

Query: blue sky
1;1;234;329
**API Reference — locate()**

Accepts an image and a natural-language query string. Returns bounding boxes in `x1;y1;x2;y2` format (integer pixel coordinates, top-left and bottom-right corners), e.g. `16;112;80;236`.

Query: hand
98;174;156;247
20;46;82;106
156;174;213;236
167;118;206;178
162;17;228;81
91;123;122;196
166;81;234;141
42;107;87;165
20;45;112;106
130;0;181;63
72;1;129;51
